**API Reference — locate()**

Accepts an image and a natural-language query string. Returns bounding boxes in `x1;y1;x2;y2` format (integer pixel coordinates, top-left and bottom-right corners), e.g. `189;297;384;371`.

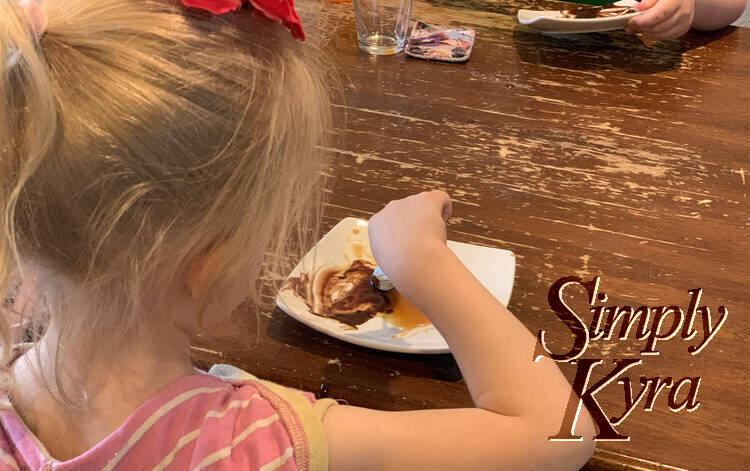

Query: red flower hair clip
182;0;305;40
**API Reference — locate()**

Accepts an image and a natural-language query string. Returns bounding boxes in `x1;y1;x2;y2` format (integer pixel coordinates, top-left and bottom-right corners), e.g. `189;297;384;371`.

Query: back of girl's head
0;0;330;400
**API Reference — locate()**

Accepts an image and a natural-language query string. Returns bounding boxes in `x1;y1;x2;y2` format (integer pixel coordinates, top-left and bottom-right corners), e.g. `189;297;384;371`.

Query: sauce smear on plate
284;259;433;334
381;290;431;334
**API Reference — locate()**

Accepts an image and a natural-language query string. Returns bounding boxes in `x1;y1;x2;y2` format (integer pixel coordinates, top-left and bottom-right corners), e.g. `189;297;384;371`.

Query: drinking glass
353;0;412;55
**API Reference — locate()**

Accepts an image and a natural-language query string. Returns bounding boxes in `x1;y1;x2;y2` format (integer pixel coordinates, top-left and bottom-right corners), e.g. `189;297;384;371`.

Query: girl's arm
323;191;595;471
693;0;745;30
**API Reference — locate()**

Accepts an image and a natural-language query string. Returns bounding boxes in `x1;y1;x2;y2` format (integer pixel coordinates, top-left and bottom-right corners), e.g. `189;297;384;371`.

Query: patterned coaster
405;21;476;63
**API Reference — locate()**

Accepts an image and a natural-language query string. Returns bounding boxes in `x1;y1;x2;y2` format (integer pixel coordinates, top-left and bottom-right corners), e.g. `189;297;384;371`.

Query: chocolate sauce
561;4;634;18
283;260;389;328
284;259;435;333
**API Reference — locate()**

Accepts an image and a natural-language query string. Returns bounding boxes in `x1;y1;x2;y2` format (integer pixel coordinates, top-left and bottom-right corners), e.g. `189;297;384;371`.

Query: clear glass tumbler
353;0;412;55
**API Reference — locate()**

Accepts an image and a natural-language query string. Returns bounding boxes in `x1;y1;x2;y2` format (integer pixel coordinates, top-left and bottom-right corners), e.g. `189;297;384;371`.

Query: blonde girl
1;0;595;469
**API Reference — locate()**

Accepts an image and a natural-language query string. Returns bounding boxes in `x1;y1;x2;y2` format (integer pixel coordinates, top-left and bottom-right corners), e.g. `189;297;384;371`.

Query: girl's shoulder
0;364;338;471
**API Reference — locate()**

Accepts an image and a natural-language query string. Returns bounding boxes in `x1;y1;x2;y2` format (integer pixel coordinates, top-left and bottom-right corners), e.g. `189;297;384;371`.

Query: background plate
518;0;639;34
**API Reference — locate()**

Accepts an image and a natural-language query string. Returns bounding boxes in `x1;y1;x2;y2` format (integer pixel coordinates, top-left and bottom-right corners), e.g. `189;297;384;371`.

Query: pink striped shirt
0;364;338;471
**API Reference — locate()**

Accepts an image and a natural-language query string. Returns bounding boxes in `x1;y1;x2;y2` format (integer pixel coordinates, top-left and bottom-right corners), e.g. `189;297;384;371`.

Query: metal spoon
369;266;394;291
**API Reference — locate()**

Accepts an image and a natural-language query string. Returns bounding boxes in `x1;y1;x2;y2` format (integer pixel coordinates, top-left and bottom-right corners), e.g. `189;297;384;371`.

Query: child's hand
627;0;695;39
368;191;452;282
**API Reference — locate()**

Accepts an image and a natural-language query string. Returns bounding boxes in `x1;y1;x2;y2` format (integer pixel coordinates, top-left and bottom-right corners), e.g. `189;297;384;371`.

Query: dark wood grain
192;2;750;470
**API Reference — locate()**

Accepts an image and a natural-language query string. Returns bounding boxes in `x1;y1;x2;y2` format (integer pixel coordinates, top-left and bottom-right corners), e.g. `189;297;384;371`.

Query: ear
183;250;216;302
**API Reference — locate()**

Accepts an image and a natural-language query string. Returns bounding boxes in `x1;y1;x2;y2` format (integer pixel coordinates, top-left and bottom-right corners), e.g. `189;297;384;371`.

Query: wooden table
192;1;750;470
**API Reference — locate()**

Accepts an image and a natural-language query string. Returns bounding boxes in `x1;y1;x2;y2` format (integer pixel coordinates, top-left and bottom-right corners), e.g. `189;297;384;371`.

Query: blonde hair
0;0;330;403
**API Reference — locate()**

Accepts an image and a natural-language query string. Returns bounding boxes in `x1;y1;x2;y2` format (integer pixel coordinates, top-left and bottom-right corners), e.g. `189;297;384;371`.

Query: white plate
518;0;639;34
276;217;516;354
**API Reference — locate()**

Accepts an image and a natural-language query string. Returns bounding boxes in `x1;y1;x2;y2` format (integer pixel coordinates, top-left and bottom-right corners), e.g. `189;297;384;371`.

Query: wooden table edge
585;448;693;471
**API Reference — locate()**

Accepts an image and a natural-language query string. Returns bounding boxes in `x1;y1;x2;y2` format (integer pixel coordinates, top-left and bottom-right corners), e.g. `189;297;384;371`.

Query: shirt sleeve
207;363;338;471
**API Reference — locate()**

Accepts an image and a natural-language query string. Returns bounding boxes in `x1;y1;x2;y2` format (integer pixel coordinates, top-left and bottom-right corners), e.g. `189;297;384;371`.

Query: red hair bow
181;0;305;40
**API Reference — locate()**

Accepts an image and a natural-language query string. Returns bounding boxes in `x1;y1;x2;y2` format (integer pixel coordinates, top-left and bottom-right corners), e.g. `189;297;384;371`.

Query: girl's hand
627;0;696;39
367;190;452;282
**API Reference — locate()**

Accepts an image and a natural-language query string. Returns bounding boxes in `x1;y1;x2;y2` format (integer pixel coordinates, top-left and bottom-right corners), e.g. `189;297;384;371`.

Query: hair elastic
6;0;47;68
